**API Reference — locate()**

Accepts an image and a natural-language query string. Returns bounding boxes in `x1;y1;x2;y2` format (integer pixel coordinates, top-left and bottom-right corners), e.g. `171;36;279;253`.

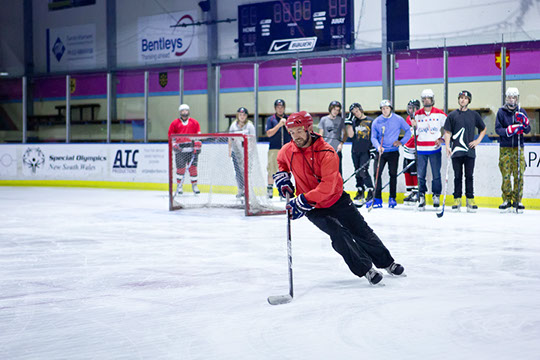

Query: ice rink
1;186;539;360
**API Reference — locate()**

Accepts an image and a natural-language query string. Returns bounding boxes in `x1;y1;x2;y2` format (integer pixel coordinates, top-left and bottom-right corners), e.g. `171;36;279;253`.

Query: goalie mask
179;104;190;119
505;87;519;108
286;111;313;131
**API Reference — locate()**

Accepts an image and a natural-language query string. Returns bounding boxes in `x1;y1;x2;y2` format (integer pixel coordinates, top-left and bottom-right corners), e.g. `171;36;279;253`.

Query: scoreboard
238;0;354;57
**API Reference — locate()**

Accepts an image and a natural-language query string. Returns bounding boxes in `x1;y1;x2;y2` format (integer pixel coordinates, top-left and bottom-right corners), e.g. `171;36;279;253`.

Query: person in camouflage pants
498;147;526;205
494;87;531;211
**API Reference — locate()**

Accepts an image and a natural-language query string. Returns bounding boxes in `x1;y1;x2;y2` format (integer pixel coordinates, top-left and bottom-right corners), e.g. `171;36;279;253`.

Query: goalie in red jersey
168;104;202;195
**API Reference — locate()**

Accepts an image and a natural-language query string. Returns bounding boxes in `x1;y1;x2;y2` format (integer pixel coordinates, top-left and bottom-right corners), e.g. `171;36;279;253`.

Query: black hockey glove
287;194;314;220
273;171;295;198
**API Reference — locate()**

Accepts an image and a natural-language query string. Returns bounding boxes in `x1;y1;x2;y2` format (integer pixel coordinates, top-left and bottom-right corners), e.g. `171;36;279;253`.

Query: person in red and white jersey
168;104;202;196
411;89;447;210
402;99;420;205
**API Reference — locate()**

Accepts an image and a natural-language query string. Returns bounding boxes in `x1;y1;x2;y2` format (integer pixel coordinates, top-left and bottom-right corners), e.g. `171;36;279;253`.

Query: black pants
374;151;399;199
452;156;475;198
352;151;373;190
306;192;394;278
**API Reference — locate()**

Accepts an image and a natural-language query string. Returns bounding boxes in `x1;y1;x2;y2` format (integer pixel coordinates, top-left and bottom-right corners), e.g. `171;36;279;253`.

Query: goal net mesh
168;133;284;216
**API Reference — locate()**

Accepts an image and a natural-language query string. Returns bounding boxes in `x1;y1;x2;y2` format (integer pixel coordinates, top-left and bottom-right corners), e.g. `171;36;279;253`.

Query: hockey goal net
168;133;285;216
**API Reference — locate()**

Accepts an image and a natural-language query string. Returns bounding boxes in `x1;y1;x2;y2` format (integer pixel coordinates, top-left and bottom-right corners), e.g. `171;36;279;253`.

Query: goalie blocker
168;133;284;216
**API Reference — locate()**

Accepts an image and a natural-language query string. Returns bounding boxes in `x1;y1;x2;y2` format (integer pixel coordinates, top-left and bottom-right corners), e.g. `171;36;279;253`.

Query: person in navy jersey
366;100;411;209
265;99;291;198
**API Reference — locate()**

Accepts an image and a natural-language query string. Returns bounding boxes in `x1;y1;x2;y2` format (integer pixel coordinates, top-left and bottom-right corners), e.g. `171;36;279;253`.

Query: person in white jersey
411;89;447;210
229;107;256;198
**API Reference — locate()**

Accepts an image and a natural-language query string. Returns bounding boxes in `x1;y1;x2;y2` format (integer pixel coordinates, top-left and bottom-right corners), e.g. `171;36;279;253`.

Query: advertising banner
47;24;97;72
137;11;200;64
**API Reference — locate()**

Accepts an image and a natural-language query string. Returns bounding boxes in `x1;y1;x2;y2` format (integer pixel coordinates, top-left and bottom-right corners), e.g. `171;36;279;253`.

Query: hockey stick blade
267;294;293;305
436;209;444;218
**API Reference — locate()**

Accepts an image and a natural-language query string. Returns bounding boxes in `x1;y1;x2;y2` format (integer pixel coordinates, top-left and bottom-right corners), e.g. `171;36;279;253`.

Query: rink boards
0;142;539;209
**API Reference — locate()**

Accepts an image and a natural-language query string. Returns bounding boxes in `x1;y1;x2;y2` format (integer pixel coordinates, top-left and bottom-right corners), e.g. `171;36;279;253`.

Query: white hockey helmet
505;87;519;107
179;104;190;112
421;89;435;105
505;87;519;97
380;99;392;109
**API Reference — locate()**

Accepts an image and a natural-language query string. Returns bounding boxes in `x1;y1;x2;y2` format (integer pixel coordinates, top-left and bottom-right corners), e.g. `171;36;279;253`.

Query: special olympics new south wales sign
137;11;199;64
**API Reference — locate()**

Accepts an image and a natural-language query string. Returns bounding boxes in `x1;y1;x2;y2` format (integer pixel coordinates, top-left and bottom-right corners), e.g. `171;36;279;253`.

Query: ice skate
236;189;244;198
466;198;477;213
417;194;426;211
499;200;511;213
388;197;397;208
365;268;384;285
452;197;461;212
403;191;417;206
514;202;525;214
192;183;200;195
353;188;365;207
174;183;183;196
432;194;440;208
385;262;406;277
366;198;382;209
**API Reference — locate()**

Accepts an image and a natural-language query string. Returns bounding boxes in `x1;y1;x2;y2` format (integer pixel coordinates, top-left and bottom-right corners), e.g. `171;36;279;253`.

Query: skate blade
267;294;293;305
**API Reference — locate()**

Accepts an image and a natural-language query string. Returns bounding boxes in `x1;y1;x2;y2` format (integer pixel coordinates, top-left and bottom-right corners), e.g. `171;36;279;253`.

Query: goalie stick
267;193;293;305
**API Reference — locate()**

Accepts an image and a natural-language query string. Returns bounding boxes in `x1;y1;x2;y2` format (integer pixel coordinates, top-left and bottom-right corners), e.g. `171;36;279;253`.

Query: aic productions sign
137;11;200;64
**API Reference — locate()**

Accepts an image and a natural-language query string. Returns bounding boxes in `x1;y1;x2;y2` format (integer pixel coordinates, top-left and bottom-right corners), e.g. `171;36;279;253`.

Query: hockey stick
379;160;416;192
343;156;372;184
368;126;385;212
516;102;522;214
436;149;454;218
268;193;293;305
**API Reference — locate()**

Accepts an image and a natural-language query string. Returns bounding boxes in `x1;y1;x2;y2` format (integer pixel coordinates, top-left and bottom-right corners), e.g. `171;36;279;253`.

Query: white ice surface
1;187;539;360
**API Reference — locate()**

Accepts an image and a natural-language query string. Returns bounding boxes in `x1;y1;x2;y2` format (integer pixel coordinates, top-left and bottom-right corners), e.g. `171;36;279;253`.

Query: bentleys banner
47;24;97;72
137;11;200;65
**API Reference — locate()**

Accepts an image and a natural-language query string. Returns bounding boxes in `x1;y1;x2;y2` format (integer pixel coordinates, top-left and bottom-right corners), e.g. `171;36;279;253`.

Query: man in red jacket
273;111;405;285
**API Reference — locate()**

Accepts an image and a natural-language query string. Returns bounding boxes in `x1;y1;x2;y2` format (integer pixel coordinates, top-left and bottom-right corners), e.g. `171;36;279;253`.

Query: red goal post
168;133;285;216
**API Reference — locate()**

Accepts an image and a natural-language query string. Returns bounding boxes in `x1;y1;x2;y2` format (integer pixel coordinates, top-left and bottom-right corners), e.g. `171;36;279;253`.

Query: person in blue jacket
366;100;411;208
495;87;531;212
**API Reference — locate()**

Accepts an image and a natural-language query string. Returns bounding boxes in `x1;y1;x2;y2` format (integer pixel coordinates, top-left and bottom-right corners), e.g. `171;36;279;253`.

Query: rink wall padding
1;143;539;209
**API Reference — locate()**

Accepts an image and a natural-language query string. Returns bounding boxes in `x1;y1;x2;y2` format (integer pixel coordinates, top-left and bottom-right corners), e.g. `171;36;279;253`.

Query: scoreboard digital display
238;0;354;57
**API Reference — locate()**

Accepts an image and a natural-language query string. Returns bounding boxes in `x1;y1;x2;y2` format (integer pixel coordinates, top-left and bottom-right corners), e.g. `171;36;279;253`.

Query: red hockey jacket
277;133;343;208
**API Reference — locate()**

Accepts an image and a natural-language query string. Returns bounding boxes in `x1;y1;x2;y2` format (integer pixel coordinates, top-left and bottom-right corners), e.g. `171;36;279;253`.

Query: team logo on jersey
22;147;45;174
452;128;469;154
159;72;168;88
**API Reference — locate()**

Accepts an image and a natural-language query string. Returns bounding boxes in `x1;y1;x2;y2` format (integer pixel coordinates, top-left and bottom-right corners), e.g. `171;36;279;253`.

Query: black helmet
407;99;420;109
458;90;472;103
274;99;286;107
237;107;249;115
349;103;363;112
328;100;342;112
